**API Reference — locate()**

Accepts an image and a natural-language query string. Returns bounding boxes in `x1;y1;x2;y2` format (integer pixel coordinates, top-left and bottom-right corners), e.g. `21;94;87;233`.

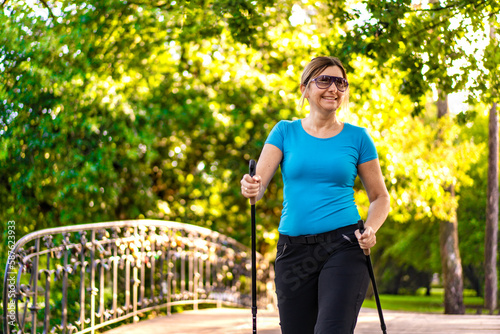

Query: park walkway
103;307;500;334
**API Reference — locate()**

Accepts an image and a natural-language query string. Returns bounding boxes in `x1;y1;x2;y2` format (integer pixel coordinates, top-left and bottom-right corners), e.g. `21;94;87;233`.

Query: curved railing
2;220;275;334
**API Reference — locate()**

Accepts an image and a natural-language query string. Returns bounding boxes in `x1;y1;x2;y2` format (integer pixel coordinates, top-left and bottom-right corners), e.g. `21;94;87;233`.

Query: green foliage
456;108;489;292
343;0;500;112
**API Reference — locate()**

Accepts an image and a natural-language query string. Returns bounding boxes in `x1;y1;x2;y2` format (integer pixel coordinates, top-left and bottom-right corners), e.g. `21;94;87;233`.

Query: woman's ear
300;84;309;98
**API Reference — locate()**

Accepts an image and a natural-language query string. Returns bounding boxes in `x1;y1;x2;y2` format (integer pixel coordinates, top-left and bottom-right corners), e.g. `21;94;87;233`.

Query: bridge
4;219;500;334
2;220;274;334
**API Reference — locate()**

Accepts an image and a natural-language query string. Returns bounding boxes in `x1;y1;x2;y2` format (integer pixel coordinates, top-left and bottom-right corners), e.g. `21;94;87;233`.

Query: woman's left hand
355;225;376;254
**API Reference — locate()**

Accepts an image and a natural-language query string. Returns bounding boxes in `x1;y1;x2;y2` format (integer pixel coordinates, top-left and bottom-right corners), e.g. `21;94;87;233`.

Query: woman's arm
355;158;391;250
241;144;283;204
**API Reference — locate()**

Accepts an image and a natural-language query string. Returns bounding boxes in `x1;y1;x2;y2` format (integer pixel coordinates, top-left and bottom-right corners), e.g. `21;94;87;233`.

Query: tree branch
404;0;489;41
409;0;489;13
39;0;57;21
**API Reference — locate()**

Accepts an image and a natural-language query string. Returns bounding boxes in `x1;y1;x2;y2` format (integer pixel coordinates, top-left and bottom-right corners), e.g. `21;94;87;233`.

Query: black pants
274;224;369;334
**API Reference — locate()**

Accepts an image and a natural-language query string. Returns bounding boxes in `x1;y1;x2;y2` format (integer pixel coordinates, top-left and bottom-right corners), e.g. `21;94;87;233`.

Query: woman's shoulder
275;119;301;126
344;122;366;131
343;122;371;135
266;119;301;146
271;119;301;132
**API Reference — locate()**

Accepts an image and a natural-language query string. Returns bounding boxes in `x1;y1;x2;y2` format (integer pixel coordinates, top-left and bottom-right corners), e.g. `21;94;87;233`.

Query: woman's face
303;66;346;113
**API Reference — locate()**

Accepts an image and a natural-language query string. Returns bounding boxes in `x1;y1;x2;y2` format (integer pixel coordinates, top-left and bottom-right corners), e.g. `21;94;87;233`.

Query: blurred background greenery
1;0;499;313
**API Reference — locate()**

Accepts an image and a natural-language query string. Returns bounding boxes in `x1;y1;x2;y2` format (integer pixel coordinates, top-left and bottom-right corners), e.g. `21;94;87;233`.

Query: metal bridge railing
2;219;275;334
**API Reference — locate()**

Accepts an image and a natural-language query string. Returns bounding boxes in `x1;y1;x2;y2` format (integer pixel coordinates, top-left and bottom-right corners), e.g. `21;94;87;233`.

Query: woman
240;56;390;334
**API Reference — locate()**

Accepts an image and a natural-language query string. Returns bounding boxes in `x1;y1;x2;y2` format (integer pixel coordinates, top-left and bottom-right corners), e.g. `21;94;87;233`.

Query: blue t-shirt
265;120;378;236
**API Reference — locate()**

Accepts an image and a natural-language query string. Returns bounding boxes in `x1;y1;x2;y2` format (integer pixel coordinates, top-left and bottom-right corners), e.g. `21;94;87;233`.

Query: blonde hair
298;56;350;115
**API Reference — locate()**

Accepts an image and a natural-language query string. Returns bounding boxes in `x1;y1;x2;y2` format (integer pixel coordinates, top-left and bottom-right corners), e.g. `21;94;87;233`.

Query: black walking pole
357;219;387;334
249;159;258;334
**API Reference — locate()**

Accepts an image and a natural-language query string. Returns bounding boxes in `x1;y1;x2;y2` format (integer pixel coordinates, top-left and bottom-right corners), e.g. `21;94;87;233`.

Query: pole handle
249;159;256;177
357;219;370;255
357;219;365;234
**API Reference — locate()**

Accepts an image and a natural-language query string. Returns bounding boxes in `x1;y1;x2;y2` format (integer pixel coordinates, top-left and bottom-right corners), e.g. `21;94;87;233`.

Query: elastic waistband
280;224;358;245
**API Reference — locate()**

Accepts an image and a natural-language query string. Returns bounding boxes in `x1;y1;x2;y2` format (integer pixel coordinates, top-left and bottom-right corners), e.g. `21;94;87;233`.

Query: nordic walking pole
357;219;387;334
249;159;257;334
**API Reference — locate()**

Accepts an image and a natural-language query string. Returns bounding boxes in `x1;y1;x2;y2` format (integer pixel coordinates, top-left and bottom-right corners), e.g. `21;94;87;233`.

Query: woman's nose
327;82;338;93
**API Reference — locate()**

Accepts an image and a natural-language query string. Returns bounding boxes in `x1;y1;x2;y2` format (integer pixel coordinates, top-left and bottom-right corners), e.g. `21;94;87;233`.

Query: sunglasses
310;75;349;92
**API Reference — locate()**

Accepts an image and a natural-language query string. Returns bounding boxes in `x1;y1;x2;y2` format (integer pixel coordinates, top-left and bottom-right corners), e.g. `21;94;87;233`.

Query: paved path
103;307;500;334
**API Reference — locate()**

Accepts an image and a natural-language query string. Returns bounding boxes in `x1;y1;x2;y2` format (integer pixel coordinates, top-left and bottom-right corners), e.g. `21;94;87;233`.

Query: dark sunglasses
310;75;349;92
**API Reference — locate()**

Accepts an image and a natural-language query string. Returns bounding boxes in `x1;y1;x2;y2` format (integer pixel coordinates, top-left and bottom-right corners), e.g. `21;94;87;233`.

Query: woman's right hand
240;143;283;204
240;173;261;202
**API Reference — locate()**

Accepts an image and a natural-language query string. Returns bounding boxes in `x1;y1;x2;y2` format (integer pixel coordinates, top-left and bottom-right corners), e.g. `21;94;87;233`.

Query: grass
361;288;491;314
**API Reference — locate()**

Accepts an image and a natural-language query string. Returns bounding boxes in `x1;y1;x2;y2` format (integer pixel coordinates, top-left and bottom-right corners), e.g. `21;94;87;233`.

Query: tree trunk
437;95;448;118
484;101;498;314
437;94;465;314
439;188;465;314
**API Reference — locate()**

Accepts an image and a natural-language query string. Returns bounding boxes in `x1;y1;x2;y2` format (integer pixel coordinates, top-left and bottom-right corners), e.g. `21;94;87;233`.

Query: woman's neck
302;113;344;138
